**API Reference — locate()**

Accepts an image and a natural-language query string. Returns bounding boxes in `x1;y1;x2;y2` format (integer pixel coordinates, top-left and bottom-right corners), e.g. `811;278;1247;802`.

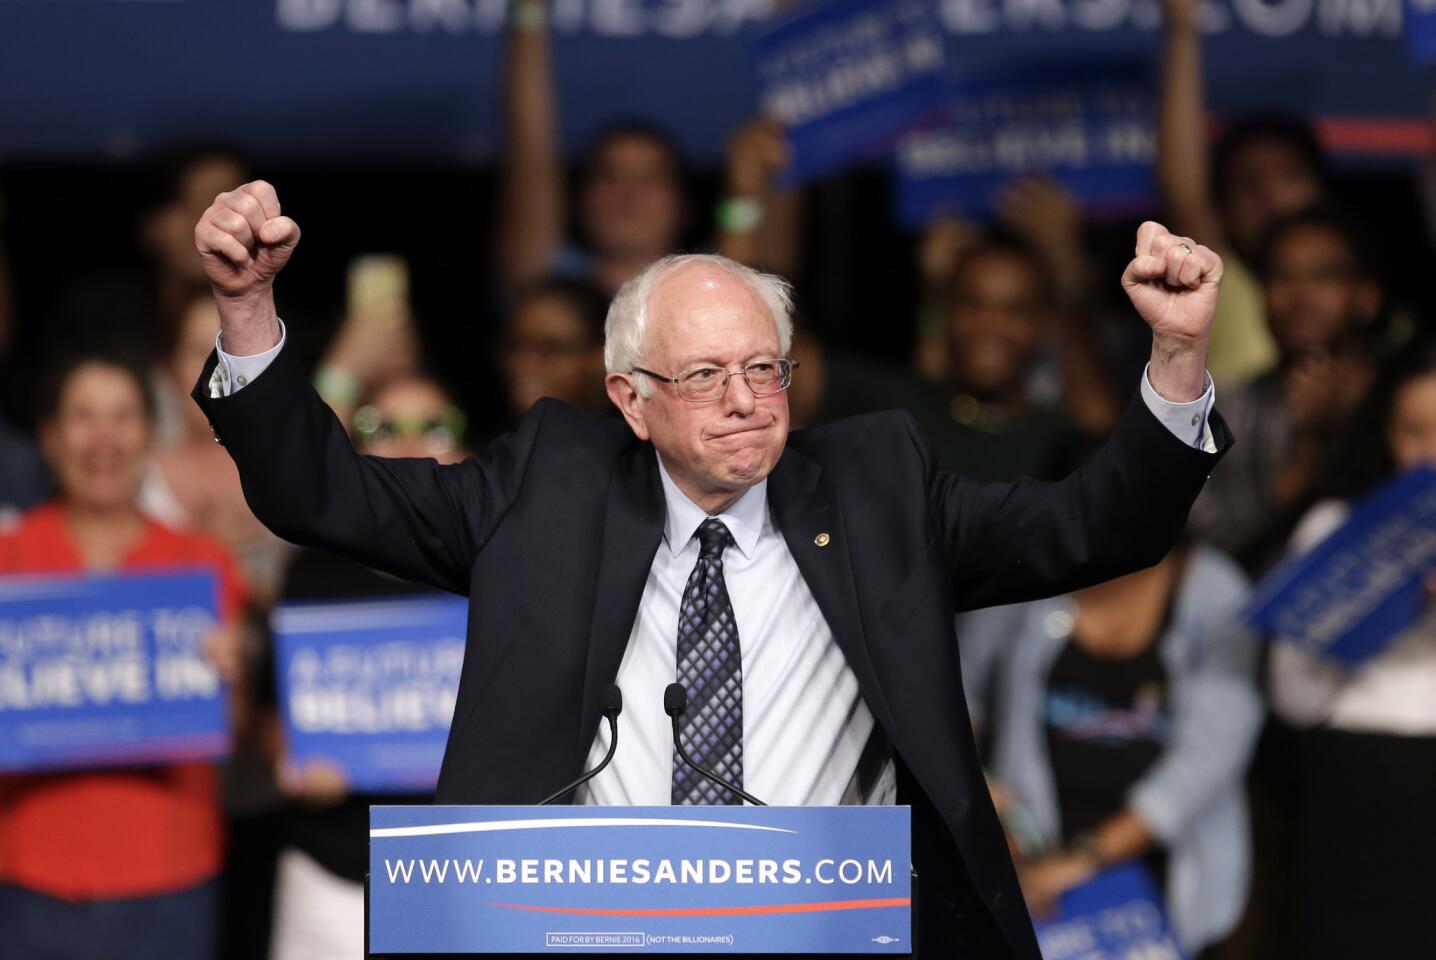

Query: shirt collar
655;452;767;561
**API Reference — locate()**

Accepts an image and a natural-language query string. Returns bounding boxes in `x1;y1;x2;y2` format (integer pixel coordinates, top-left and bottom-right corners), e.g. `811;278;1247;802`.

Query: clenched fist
195;180;299;297
1122;221;1222;403
194;180;297;355
1122;220;1222;340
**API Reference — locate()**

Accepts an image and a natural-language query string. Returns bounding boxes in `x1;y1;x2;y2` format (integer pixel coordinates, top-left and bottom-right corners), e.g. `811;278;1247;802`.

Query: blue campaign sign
894;61;1156;226
0;569;227;771
368;805;912;954
1246;466;1436;665
272;594;467;792
753;0;953;184
1035;864;1184;960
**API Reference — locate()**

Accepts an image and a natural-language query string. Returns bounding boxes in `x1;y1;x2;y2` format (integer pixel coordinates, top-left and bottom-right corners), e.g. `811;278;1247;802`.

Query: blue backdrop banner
0;569;227;771
1246;466;1436;665
894;60;1155;225
1034;863;1184;960
272;594;466;792
368;805;912;954
0;0;1426;164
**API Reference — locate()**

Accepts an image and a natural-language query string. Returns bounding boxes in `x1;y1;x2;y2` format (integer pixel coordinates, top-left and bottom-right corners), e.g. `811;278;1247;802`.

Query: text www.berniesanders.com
382;857;895;887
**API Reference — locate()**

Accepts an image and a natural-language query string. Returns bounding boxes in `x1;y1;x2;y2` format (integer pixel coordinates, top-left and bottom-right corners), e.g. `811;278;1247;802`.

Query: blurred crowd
1;1;1435;958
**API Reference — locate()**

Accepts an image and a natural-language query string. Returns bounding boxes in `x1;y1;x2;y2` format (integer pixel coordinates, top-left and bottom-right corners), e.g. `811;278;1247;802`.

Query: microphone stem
670;716;766;806
539;712;619;805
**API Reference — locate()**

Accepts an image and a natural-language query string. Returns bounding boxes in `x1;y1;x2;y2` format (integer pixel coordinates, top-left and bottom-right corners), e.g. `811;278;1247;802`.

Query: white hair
603;254;795;396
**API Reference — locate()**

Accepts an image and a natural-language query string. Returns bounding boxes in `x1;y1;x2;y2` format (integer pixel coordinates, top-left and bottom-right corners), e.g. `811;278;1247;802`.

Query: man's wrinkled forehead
644;265;779;364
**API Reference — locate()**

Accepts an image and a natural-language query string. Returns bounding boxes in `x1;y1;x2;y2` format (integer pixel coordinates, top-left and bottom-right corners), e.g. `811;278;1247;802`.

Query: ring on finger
1179;242;1194;255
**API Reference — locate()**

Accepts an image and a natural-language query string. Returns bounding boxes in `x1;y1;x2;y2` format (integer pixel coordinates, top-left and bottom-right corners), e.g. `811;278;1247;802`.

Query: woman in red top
0;350;245;959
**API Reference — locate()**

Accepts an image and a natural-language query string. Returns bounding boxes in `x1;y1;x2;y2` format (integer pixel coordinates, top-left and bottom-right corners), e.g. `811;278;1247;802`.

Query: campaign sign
1034;863;1182;960
0;569;226;770
1246;466;1436;665
1409;0;1436;63
368;805;912;954
894;61;1156;227
754;0;951;185
272;595;467;792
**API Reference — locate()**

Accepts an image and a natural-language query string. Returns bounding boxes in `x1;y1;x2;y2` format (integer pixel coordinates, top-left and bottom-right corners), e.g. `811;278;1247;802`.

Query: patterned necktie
672;518;744;805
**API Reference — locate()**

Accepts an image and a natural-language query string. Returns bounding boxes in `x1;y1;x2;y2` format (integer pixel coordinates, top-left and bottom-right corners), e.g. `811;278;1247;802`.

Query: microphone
539;683;623;805
664;682;766;806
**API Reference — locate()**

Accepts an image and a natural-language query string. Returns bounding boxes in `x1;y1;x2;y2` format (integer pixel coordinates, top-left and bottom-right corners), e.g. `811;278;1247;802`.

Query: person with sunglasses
263;373;469;960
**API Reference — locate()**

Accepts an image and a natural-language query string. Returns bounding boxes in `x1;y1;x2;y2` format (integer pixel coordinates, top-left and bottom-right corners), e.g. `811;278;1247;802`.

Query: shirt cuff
209;320;286;398
1139;362;1217;454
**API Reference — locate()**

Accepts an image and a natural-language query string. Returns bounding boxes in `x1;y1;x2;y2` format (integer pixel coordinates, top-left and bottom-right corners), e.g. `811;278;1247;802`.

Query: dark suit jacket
196;344;1231;959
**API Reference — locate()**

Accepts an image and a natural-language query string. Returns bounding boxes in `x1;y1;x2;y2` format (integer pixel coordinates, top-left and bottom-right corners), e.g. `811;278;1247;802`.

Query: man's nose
722;371;758;414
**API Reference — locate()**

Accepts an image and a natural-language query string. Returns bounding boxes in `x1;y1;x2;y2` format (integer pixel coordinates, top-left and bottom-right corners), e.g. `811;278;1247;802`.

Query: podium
366;805;914;957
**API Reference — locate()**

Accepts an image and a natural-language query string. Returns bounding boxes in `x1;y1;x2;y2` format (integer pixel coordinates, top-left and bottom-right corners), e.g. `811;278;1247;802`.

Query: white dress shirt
579;458;879;805
212;326;1219;804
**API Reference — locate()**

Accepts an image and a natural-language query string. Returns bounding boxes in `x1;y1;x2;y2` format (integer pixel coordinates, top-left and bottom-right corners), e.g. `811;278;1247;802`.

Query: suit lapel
767;447;896;736
577;442;665;765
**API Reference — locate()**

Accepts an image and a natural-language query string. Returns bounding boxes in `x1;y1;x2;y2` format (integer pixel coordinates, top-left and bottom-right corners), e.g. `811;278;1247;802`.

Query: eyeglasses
351;405;467;455
631;358;799;403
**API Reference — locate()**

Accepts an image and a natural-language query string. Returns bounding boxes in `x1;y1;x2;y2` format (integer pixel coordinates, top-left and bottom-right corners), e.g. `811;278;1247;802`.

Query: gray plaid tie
671;518;744;805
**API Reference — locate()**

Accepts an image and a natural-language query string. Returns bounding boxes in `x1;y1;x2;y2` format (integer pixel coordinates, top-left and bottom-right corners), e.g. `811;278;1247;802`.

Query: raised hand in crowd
998;176;1121;434
201;621;244;686
1158;0;1220;247
498;0;563;291
912;213;982;381
498;0;685;294
718;117;802;278
998;177;1091;308
315;257;423;425
278;756;350;809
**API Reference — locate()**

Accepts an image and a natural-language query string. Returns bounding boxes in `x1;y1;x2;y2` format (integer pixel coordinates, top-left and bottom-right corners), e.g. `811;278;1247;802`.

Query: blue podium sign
0;569;227;770
369;805;912;954
1034;864;1183;960
755;0;951;185
272;595;467;792
1246;466;1436;665
894;61;1156;226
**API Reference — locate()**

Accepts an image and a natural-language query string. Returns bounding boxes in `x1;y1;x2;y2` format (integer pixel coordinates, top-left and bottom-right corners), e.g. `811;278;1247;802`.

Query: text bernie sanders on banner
368;805;913;955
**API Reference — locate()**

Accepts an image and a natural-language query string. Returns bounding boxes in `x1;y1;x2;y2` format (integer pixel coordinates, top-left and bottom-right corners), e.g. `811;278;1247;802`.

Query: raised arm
497;0;566;291
192;182;538;594
930;221;1230;610
1157;0;1224;245
718;117;804;278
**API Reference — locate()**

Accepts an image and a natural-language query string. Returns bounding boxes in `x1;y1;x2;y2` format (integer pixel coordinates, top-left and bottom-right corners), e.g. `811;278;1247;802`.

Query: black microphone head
601;683;623;717
663;682;688;718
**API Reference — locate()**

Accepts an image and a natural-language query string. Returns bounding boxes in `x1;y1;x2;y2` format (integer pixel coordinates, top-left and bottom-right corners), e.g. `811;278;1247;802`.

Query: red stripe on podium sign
486;897;912;918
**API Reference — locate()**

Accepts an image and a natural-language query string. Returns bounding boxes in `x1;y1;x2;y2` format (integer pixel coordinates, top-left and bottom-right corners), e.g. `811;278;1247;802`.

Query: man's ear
606;372;650;440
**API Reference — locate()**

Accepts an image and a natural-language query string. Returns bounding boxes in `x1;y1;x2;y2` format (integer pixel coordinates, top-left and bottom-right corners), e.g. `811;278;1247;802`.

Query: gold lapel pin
814;532;831;547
